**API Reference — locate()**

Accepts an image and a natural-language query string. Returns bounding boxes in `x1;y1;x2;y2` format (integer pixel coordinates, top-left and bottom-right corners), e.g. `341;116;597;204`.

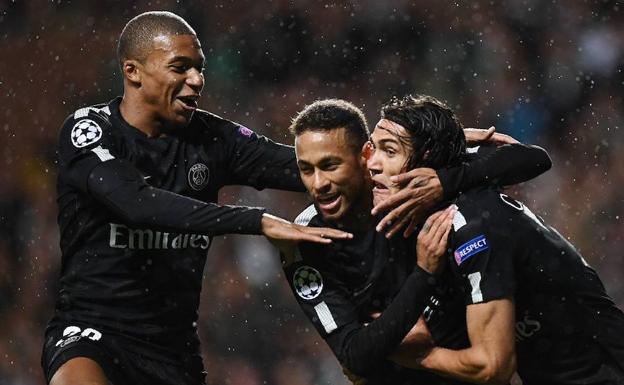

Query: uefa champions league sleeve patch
454;235;489;265
71;119;103;148
293;266;323;300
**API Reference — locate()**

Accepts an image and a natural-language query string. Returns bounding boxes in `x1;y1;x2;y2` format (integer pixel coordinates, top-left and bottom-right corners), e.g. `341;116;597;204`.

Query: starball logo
108;223;211;250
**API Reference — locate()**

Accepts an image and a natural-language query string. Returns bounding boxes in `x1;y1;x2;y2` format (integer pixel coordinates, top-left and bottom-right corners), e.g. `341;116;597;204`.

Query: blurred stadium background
0;0;622;384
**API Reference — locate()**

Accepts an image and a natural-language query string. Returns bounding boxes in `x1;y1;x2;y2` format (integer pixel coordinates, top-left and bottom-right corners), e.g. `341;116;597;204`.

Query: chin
317;206;347;225
171;112;194;128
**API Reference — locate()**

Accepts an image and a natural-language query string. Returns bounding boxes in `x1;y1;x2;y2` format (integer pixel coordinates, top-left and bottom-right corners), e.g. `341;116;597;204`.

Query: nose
186;68;204;92
366;147;382;175
312;170;331;194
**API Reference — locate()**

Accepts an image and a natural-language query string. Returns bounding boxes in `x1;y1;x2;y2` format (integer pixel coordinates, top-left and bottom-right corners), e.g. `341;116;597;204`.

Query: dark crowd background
0;0;622;384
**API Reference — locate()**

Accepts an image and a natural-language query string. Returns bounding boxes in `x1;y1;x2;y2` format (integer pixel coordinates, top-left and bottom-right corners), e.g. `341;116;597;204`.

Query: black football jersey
48;97;304;359
281;143;553;384
284;205;470;385
449;187;624;385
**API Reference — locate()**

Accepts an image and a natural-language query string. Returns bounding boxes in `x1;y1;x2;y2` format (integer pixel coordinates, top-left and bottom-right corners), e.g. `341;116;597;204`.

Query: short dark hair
380;94;466;170
117;11;196;66
289;99;370;153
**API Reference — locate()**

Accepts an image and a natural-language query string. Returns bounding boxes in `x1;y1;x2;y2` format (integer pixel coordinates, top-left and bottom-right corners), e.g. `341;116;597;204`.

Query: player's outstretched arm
86;160;353;240
86;159;264;235
418;299;516;385
60;112;275;236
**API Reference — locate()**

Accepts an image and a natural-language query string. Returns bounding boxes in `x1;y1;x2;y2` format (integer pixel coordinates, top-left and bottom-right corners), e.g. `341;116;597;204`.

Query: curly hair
289;99;369;153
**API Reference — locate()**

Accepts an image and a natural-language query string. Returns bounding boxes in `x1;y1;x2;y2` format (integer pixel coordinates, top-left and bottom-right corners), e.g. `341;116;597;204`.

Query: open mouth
177;95;199;110
371;178;390;204
316;192;342;213
371;177;389;193
372;180;388;191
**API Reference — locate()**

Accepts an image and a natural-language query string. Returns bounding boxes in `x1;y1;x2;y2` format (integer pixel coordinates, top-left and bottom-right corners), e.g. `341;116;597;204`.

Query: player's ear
360;140;373;164
122;59;142;85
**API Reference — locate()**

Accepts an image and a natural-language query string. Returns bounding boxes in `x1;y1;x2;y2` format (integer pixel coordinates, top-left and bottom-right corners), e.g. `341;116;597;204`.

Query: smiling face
367;119;412;206
131;33;205;129
295;127;370;225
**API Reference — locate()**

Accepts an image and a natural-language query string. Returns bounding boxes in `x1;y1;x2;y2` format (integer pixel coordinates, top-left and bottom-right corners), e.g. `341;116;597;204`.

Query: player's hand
400;317;433;348
464;126;520;146
372;168;443;238
416;205;455;275
261;214;352;252
342;365;367;385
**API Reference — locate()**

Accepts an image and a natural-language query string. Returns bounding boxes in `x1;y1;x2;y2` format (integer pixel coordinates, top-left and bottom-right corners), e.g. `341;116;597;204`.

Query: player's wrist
411;264;439;286
434;168;454;201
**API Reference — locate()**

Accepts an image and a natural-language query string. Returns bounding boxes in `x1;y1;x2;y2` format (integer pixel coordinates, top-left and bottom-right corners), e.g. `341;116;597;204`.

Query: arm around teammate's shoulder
59;109;348;241
437;142;552;201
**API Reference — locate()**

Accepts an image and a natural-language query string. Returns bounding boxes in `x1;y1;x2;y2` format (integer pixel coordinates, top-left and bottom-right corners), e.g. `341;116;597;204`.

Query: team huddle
42;11;624;385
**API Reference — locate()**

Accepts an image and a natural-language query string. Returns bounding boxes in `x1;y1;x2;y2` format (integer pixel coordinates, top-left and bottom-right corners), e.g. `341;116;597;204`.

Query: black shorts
41;322;206;385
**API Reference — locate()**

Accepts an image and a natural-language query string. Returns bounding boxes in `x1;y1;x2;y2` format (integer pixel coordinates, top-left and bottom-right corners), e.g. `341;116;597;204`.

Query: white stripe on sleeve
314;301;338;333
468;272;483;303
91;146;115;162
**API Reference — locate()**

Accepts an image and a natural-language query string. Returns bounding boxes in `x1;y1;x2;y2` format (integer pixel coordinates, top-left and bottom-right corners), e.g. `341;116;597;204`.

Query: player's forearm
88;159;266;235
336;266;437;376
420;346;514;385
437;143;551;199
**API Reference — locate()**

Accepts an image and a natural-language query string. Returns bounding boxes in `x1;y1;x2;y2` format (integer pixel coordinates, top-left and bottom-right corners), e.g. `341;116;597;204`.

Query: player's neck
336;191;374;232
119;95;167;137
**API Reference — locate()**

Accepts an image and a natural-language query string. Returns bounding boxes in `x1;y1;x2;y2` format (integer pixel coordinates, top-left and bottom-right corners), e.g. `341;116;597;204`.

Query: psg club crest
188;163;210;191
71;119;102;148
293;266;323;300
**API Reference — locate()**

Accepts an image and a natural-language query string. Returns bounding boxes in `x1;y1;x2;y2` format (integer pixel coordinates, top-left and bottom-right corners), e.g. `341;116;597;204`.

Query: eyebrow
376;137;400;147
297;155;341;165
169;56;205;65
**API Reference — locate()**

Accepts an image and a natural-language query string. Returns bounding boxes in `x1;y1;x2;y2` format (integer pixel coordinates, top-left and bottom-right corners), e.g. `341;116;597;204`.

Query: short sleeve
57;107;119;192
448;191;516;305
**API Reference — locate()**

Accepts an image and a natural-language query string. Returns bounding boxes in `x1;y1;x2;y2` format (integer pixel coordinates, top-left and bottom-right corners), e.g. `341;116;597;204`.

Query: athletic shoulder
450;187;520;251
58;102;117;151
453;187;515;223
63;102;113;128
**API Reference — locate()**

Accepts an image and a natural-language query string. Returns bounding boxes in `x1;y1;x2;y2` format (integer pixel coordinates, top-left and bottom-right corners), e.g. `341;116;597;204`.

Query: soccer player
41;11;352;385
367;95;624;384
281;99;552;384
